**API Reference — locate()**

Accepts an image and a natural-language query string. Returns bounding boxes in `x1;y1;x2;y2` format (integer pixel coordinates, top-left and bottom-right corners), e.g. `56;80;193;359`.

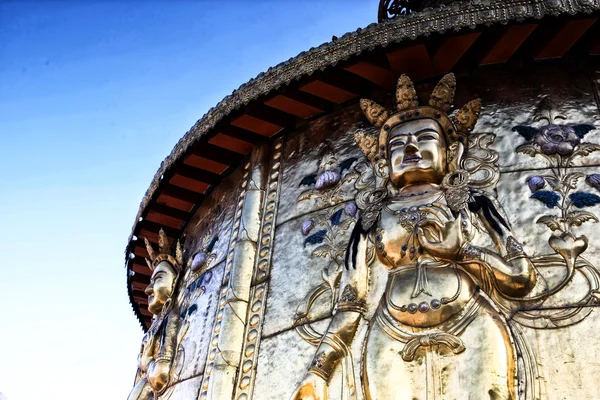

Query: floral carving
512;97;599;268
297;152;359;205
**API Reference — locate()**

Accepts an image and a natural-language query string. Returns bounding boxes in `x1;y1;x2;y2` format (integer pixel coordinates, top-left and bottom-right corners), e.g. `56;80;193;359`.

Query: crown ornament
144;228;183;273
357;73;481;164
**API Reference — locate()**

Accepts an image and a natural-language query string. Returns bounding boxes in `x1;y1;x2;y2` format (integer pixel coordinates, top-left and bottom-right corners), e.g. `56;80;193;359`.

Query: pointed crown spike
451;98;481;137
144;237;156;262
396;74;419;111
158;228;170;254
143;228;182;274
429;73;456;113
360;99;389;129
145;257;154;272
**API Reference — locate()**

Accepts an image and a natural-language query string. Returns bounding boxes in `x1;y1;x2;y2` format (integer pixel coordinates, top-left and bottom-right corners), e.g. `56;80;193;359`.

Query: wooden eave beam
343;47;396;88
479;24;539;65
132;255;149;268
160;183;203;205
314;67;379;97
191;143;244;165
131;280;149;292
131;262;151;275
533;17;597;60
431;32;481;73
136;218;181;239
214;121;267;144
174;164;222;186
281;84;335;113
385;43;434;81
242;102;298;129
139;308;153;317
148;203;190;221
585;19;600;55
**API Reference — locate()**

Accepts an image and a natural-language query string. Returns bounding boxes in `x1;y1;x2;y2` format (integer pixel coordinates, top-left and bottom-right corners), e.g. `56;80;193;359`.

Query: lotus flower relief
526;176;545;193
315;170;341;190
586;174;600;192
301;220;315;236
344;202;358;217
534;124;581;155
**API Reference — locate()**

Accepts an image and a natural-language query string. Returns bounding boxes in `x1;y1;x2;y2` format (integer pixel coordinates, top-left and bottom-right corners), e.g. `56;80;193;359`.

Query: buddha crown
144;228;183;273
356;73;481;163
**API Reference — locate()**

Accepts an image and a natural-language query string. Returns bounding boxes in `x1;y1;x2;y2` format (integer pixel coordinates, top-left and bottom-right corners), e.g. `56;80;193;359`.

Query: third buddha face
145;260;177;315
387;118;447;187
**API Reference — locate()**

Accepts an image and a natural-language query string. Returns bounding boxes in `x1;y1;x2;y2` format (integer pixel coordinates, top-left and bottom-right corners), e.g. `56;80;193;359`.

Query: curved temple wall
148;63;600;399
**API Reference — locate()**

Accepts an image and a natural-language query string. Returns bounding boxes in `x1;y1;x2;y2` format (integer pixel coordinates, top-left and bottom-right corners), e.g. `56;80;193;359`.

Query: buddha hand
290;374;328;400
416;205;467;260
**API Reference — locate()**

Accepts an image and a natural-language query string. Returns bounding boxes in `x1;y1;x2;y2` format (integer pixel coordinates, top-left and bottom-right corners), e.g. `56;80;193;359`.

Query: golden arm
458;199;536;298
304;231;370;382
147;311;180;394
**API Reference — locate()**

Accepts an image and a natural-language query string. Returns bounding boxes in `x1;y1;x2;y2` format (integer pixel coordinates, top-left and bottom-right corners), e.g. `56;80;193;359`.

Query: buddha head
356;73;481;189
145;260;178;315
143;229;183;316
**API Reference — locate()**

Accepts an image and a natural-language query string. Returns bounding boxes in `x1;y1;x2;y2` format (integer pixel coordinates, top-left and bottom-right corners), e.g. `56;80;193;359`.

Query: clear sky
0;1;376;399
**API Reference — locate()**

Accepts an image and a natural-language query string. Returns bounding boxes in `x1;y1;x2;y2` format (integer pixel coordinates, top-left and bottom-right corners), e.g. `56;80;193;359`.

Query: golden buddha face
387;118;447;187
145;260;177;315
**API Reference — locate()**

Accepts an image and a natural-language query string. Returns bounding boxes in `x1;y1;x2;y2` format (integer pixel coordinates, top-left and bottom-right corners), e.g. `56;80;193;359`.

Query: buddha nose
405;134;419;154
144;283;153;295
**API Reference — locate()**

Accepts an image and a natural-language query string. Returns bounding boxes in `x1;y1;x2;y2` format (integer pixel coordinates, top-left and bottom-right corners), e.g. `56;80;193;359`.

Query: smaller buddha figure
128;229;183;400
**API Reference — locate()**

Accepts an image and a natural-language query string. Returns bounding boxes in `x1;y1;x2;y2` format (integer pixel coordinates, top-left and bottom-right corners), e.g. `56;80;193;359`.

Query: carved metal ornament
377;0;459;21
127;1;600;264
291;75;600;400
508;97;600;334
297;151;360;205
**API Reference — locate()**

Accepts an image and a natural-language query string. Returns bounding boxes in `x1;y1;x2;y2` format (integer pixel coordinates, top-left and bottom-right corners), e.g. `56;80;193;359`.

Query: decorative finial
144;229;182;273
429;73;456;113
451;98;481;138
396;74;419;111
360;99;389;128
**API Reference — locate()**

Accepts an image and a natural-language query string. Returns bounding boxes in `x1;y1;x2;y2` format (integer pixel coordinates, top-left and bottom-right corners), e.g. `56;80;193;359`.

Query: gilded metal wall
147;64;600;399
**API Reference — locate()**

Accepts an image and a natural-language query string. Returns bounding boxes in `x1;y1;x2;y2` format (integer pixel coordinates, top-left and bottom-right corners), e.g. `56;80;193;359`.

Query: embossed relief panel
254;70;600;400
183;168;242;270
278;105;368;225
262;201;359;337
456;66;600;171
171;262;225;385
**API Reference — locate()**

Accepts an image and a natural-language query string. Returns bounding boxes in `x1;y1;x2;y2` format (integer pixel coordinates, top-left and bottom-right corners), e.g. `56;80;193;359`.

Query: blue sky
0;1;376;399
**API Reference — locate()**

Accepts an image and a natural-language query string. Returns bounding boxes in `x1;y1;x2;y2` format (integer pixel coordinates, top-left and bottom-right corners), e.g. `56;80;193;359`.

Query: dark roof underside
127;1;600;330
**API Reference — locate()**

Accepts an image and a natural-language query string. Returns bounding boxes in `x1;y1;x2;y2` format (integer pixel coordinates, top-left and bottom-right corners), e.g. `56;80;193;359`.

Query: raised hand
416;204;469;260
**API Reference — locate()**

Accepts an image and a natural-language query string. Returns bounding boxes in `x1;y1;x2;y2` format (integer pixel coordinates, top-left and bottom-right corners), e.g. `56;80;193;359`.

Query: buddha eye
418;134;436;142
389;138;405;147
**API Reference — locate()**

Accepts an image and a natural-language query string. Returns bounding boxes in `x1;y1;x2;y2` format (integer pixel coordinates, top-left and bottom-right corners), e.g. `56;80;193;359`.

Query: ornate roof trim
125;0;600;313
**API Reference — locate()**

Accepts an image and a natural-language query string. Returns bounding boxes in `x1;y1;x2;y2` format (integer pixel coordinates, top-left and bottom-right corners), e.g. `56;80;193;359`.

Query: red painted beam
534;18;597;60
480;24;538;65
432;32;481;73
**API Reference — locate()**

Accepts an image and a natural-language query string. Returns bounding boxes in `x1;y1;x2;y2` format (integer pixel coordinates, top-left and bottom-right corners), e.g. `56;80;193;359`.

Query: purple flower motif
302;220;314;236
526;176;545;193
344;202;358;217
586;174;600;192
315;171;341;190
534;124;580;156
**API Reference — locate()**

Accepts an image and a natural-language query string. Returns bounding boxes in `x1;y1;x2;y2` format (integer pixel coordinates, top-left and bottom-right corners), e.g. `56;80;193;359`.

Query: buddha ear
447;141;465;172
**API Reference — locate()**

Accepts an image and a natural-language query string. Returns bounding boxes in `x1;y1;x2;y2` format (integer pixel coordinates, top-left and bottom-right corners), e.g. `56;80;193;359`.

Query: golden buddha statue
292;74;537;400
128;229;183;400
